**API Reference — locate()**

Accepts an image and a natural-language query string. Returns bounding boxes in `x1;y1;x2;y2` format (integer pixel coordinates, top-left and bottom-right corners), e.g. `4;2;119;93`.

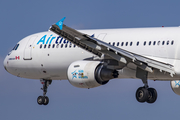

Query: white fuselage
4;27;180;81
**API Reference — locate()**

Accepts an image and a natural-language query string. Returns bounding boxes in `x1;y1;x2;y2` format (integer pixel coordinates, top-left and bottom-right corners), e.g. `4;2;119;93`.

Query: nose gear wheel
37;79;52;105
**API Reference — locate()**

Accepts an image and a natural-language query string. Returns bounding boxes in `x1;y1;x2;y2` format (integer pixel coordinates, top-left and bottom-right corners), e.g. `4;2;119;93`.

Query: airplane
3;17;180;105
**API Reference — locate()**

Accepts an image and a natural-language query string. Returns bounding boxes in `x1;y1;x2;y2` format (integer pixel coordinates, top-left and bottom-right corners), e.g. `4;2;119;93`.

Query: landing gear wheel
146;88;157;103
37;80;52;105
136;87;149;103
43;96;49;105
37;96;45;105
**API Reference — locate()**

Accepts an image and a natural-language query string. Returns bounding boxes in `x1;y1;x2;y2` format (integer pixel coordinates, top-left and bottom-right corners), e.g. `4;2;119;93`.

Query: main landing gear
37;79;52;105
135;67;157;103
136;86;157;103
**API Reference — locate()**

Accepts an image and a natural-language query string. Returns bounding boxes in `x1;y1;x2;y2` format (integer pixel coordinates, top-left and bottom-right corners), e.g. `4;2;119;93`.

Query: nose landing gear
37;79;52;105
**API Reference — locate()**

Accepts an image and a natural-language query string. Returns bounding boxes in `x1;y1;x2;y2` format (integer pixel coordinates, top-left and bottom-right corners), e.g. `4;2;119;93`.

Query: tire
136;87;149;103
146;88;157;103
43;96;49;105
37;96;45;105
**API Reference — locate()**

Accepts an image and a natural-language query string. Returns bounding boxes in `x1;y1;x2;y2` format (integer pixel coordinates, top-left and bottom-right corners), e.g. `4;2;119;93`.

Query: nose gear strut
37;79;52;105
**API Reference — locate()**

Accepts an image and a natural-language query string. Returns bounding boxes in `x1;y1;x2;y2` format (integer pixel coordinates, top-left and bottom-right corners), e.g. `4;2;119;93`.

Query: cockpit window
12;44;19;50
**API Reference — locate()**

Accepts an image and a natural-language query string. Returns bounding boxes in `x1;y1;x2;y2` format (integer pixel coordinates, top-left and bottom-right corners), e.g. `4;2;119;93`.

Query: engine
67;60;118;88
170;80;180;95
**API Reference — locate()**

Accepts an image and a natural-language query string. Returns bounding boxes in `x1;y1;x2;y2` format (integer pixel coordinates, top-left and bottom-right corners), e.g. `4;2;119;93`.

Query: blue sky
1;0;180;120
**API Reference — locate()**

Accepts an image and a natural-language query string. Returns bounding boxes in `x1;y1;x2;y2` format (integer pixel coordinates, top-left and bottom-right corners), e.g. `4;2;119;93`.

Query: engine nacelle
67;60;118;88
170;80;180;95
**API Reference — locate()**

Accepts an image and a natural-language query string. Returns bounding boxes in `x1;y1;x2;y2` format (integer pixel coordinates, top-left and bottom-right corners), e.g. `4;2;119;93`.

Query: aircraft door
23;36;37;60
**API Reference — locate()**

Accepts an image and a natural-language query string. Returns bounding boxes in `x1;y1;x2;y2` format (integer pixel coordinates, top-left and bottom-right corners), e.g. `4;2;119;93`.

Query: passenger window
144;41;146;46
117;42;119;46
167;40;169;45
61;44;63;48
112;42;115;46
109;42;111;45
153;41;156;45
74;44;76;47
126;42;128;46
52;44;55;48
157;41;160;45
130;42;132;46
69;43;72;48
40;44;42;49
137;41;139;46
48;44;51;48
65;44;68;48
149;41;151;45
56;44;59;48
44;44;47;48
162;41;165;45
121;42;124;46
171;40;174;45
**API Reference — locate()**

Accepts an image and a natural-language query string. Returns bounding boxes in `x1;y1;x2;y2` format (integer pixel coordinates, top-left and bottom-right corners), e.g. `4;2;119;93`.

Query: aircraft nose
3;56;8;72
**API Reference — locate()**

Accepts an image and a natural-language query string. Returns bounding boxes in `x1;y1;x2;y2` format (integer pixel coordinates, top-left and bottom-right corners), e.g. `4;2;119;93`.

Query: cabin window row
39;44;76;49
109;40;174;46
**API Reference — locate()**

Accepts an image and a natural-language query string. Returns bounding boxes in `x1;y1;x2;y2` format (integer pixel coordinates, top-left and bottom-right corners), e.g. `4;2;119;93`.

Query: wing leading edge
49;19;175;77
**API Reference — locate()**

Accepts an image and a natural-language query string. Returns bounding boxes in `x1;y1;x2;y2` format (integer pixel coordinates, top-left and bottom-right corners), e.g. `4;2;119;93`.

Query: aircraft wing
49;18;175;77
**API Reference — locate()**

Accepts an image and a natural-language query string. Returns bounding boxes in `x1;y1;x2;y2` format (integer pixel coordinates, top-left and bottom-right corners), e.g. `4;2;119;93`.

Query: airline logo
71;70;88;80
37;33;94;45
37;34;69;45
175;80;180;87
